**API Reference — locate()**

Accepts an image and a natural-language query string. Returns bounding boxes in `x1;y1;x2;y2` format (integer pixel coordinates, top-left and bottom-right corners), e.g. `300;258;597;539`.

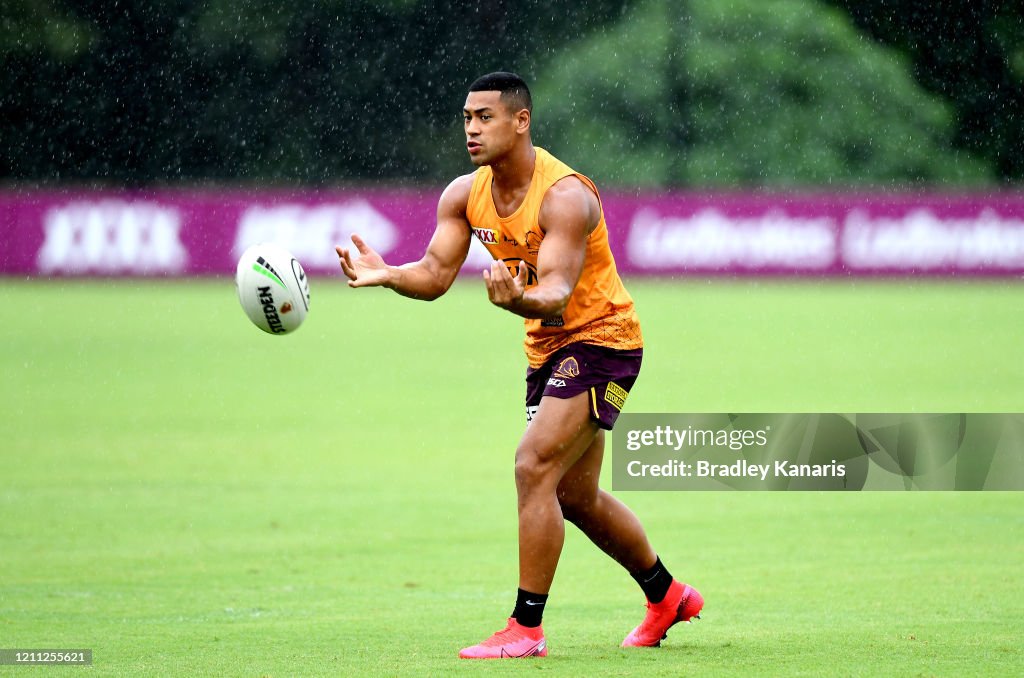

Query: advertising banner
2;190;1023;277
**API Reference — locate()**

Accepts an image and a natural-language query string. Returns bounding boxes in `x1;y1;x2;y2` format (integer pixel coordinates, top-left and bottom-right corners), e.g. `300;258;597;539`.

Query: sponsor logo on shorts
473;227;498;244
526;405;539;423
604;381;629;410
553;356;579;379
541;315;564;327
547;378;566;388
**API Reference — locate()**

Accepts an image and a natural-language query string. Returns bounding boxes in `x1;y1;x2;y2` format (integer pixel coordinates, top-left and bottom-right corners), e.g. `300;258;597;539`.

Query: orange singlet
466;147;643;368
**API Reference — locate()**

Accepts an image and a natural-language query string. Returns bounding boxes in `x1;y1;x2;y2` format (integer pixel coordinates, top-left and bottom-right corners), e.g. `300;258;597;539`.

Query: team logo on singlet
525;229;542;256
501;257;538;285
553;356;580;379
472;227;498;244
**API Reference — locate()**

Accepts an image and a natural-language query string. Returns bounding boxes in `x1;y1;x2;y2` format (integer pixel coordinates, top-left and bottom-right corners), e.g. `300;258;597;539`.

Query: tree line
1;0;1020;187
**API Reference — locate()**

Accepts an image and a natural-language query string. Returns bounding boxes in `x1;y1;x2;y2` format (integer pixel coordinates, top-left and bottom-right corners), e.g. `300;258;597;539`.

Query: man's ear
516;108;531;135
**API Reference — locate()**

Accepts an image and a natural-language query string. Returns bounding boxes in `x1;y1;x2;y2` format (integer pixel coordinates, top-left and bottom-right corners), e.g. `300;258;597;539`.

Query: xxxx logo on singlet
472;227;498;244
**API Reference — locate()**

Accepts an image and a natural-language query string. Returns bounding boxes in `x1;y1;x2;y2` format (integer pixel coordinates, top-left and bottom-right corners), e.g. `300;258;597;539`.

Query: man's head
468;72;532;115
464;72;532;166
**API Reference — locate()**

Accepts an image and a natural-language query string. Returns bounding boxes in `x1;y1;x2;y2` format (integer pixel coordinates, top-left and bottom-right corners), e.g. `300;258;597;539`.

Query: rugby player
336;72;702;659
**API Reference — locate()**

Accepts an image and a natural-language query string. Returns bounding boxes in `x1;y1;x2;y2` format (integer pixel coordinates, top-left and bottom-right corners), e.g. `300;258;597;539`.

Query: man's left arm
483;176;596;319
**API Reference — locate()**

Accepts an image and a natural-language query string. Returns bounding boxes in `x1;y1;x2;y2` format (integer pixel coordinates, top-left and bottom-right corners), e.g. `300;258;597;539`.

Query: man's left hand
483;259;527;311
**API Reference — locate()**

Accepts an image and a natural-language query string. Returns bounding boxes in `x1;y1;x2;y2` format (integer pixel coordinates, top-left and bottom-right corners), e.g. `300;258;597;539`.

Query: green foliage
533;0;993;188
0;0;1011;186
822;0;1024;182
0;0;93;57
532;1;682;187
0;0;634;185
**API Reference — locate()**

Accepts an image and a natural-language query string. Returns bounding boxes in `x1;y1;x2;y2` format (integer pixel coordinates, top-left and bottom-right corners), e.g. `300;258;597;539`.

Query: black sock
632;556;674;603
511;588;548;628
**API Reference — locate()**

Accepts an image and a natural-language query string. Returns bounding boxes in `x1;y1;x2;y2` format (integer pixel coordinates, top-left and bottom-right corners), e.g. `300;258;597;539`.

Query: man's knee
514;441;559;495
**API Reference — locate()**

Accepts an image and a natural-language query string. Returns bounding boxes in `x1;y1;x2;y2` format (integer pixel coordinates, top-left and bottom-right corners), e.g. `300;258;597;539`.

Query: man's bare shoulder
540;174;600;233
438;172;478;214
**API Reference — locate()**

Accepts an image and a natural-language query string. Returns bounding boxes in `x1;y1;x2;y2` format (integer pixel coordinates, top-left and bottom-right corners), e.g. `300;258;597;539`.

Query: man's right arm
337;174;474;301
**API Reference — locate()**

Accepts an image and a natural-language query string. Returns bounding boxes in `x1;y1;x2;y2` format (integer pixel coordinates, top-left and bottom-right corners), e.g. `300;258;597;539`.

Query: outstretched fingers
350;233;375;257
336;245;357;281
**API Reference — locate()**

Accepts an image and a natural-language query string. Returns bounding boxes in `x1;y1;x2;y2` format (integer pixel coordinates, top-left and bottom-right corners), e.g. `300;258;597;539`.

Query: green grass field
2;278;1023;677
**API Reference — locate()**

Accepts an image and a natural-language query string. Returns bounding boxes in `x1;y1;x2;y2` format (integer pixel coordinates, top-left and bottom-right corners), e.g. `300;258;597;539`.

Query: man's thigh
519;391;599;474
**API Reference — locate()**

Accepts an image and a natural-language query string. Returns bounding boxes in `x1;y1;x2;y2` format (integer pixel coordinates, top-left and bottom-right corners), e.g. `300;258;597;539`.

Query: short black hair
468;72;532;114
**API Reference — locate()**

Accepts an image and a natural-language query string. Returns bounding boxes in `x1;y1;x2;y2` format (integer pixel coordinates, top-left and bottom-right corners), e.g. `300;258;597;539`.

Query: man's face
463;91;522;166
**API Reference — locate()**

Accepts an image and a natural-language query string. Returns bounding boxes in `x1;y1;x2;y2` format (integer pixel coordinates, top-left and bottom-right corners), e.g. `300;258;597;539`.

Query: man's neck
490;143;536;192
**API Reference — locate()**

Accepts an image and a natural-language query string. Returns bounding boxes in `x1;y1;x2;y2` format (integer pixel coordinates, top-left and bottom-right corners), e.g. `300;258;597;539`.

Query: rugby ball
235;243;310;335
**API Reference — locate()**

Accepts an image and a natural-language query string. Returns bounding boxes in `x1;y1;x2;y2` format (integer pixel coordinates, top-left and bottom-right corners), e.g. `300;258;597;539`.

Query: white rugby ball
235;243;310;335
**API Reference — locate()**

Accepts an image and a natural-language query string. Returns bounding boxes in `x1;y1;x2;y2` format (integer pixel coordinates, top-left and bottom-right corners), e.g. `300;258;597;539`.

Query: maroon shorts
525;343;643;430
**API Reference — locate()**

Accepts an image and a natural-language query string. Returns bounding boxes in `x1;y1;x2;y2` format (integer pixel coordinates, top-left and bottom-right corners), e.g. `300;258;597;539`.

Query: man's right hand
336;234;396;289
335;174;473;299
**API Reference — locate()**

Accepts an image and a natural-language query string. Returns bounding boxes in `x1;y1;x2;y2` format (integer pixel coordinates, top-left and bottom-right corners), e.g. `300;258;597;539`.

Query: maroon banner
2;189;1023;277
